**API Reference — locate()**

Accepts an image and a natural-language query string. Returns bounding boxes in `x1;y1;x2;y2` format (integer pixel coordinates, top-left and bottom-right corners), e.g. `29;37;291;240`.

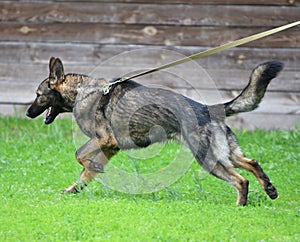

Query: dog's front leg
62;167;99;194
62;137;119;193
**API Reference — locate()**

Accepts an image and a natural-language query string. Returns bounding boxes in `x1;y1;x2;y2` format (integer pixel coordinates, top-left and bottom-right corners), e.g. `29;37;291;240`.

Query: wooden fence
0;0;299;129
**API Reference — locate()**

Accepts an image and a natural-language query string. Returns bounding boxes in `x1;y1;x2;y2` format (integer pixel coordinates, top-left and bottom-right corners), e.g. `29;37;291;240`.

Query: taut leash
103;21;300;95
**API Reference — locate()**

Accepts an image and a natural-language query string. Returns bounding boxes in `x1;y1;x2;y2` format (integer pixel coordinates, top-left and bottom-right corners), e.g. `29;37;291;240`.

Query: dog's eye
37;95;47;104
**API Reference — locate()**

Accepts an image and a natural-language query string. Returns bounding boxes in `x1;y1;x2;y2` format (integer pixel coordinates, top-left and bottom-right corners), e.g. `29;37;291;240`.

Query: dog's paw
265;183;278;200
61;183;84;194
61;188;79;194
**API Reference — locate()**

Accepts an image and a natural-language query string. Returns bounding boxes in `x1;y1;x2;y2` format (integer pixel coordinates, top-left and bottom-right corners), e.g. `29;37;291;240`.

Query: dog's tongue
44;107;51;121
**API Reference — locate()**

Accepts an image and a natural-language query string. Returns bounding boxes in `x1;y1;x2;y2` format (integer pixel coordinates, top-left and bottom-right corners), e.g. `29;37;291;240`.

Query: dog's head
26;57;71;124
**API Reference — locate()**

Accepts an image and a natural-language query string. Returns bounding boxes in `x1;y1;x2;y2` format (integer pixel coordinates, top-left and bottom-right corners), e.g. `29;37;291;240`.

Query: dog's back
84;80;212;149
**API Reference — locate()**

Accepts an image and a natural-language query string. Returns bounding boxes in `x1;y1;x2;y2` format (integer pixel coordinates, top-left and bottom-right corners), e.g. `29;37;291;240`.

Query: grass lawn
0;116;299;241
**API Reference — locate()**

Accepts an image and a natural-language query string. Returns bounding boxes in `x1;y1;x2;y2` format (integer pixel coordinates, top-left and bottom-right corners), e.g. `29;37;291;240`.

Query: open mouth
44;107;59;124
44;107;52;122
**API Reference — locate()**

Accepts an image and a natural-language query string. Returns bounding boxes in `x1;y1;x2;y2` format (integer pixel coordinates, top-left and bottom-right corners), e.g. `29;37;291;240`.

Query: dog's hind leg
62;137;119;193
209;162;249;206
190;142;249;205
230;151;278;200
226;130;278;200
196;145;249;205
194;150;249;205
186;125;249;205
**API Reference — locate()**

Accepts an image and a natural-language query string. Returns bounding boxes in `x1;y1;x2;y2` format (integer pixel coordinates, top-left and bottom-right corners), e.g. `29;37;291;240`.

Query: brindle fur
27;57;283;205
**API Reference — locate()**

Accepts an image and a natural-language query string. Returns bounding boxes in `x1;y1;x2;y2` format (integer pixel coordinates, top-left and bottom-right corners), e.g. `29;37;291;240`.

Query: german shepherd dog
27;57;283;205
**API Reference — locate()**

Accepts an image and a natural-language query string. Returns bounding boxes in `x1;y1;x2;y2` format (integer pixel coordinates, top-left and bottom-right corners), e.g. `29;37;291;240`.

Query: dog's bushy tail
223;61;284;117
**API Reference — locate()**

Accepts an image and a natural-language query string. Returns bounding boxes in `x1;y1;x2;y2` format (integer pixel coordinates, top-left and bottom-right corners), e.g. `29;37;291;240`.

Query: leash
103;21;300;95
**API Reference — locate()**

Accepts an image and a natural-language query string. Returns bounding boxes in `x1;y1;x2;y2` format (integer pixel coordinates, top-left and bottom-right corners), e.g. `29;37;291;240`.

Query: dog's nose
26;110;31;118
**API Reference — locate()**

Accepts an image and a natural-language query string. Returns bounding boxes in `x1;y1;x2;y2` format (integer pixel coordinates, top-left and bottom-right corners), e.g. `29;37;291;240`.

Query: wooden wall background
0;0;299;130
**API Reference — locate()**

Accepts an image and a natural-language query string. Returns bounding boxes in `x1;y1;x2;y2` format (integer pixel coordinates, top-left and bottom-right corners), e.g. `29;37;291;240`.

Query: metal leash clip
102;83;112;95
103;77;129;95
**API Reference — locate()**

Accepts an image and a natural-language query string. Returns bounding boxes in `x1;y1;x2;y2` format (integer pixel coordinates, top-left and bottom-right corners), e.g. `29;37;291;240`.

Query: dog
27;57;283;205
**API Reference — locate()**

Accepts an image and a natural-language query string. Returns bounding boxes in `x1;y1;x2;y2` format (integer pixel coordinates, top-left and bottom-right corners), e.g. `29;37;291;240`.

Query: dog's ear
49;57;64;85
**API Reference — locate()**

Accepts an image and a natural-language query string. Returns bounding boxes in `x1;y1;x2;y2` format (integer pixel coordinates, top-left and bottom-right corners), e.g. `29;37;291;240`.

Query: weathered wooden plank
0;23;299;48
0;63;299;92
2;0;298;5
0;42;299;71
1;2;298;27
226;113;299;130
176;89;300;115
207;70;300;92
0;105;28;117
52;0;300;6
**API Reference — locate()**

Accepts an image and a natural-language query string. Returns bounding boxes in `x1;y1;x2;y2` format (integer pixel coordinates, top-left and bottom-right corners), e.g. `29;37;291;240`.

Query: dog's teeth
44;109;49;121
44;107;51;121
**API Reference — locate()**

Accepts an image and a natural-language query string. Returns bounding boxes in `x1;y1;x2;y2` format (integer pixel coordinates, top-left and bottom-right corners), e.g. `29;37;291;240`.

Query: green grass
0;116;299;241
